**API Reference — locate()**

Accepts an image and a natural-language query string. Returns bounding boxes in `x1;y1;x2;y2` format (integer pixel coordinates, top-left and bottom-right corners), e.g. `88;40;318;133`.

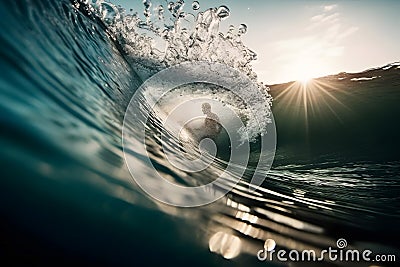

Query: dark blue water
1;0;399;266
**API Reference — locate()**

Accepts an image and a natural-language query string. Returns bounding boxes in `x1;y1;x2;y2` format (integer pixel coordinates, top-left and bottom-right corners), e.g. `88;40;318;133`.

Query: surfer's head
202;102;211;114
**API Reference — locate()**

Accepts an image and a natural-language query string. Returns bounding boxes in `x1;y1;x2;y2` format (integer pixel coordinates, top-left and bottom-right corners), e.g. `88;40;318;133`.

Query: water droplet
143;9;151;17
216;5;230;20
157;5;164;20
238;24;247;35
100;3;117;23
192;1;200;10
143;0;151;9
167;2;174;11
173;0;184;15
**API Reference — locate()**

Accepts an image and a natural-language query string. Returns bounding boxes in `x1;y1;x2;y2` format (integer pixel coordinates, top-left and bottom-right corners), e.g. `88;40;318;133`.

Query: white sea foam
350;76;377;81
83;0;273;140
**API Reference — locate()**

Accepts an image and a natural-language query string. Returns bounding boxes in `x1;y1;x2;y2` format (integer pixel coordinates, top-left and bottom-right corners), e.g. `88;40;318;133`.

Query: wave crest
76;0;273;139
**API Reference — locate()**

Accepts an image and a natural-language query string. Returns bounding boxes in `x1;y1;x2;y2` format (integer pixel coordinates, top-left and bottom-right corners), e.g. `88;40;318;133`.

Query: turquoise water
0;0;399;266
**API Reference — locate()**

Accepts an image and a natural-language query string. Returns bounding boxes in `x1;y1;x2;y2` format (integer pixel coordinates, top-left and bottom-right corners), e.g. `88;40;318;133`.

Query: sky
113;0;400;84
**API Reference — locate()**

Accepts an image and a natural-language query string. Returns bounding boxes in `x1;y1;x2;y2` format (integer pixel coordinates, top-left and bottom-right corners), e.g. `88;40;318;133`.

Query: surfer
201;102;222;140
178;102;222;150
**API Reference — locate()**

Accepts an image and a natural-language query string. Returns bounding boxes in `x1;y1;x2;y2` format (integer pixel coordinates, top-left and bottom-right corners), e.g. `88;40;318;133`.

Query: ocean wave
1;0;399;265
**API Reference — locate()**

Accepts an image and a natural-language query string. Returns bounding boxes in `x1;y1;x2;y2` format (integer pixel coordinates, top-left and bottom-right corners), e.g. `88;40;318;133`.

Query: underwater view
0;0;399;266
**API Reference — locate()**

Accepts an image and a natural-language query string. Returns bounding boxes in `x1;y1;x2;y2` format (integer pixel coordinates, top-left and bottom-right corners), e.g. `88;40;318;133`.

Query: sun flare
299;75;312;85
290;61;318;85
294;68;314;85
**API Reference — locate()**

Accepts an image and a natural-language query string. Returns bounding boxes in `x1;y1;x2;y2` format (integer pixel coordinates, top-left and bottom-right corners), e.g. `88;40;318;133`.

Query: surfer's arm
215;122;222;134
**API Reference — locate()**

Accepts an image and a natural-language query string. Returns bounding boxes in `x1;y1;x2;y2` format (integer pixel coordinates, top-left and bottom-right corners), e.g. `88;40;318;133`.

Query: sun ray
312;80;352;111
271;76;356;136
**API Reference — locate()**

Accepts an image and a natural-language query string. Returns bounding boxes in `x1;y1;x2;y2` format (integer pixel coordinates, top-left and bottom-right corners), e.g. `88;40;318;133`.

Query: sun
299;75;312;85
294;72;313;86
294;68;314;85
290;60;319;85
